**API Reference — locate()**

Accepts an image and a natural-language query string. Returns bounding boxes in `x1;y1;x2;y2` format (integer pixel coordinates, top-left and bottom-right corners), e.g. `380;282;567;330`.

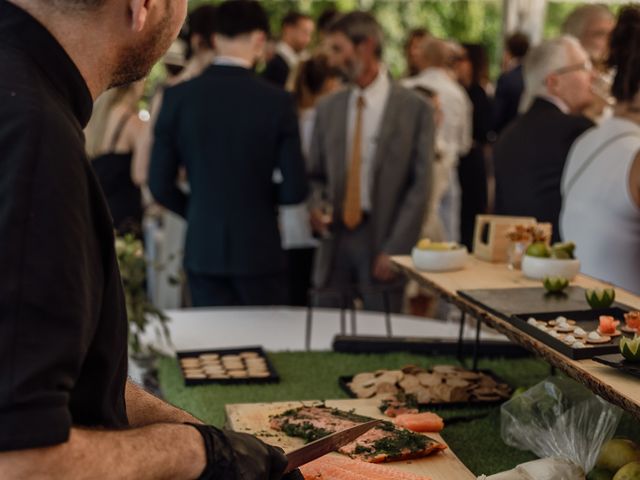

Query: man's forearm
0;424;205;480
126;380;202;427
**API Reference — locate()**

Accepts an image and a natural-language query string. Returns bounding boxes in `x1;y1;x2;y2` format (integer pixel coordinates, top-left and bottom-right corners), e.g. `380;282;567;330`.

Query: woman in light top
280;54;341;306
561;6;640;294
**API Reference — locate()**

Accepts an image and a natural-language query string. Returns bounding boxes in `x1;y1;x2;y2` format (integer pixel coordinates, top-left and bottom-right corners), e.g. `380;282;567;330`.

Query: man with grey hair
310;11;434;312
0;0;289;478
494;35;595;242
563;3;615;64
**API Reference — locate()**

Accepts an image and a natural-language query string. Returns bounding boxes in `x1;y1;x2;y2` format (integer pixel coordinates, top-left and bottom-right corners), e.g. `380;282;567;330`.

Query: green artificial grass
158;351;640;476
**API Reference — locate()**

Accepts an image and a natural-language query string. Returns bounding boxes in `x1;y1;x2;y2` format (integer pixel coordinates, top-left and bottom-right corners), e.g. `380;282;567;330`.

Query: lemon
597;439;640;472
416;238;431;250
425;242;459;251
613;462;640;480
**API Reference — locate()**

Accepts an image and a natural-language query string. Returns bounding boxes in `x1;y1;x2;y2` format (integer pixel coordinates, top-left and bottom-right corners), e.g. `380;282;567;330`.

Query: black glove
187;423;288;480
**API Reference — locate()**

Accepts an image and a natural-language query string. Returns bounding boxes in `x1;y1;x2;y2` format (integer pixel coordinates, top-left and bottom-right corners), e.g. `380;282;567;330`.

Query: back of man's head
420;37;449;69
562;4;613;40
506;32;530;59
212;0;270;39
328;11;384;58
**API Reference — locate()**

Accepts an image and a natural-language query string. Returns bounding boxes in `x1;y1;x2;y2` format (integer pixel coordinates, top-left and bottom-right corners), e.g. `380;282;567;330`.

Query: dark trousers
314;219;404;313
458;146;488;250
286;247;315;306
187;271;289;307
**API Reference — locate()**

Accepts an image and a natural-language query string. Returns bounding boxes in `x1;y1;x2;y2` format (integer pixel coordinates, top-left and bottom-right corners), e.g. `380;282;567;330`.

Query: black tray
510;308;632;360
338;370;511;409
458;286;631;319
177;346;280;386
593;354;640;379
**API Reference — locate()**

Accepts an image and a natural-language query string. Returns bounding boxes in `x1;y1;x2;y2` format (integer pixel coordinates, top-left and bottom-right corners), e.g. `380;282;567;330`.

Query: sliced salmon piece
300;454;432;480
393;412;445;433
599;315;620;334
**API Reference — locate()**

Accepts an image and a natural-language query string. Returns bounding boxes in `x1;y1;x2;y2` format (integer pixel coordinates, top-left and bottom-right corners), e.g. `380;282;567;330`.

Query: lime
586;288;616;309
425;242;459;251
620;336;640;362
588;468;615;480
526;241;550;258
543;276;569;293
551;241;576;259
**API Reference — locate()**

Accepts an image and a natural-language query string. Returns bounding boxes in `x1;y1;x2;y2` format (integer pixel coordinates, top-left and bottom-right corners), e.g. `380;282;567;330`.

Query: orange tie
343;95;366;230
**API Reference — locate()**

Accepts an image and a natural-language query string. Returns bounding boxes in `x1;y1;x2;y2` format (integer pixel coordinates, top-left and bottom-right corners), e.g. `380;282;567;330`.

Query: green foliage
115;234;171;354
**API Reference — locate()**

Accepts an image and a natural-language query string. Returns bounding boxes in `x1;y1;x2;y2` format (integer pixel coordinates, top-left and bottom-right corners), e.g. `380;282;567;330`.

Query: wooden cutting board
225;398;475;480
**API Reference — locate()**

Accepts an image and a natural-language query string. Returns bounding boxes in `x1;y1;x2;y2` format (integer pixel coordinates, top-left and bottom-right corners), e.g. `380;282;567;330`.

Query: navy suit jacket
492;64;525;134
149;65;308;276
262;53;290;89
494;98;594;242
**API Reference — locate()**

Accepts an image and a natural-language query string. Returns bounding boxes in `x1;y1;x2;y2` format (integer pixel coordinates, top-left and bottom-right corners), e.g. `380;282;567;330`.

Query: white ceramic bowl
521;255;581;280
411;246;468;272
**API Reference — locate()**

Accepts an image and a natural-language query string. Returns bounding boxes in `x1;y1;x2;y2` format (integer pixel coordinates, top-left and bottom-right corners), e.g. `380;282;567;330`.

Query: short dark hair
505;32;530;59
328;11;384;58
212;0;270;38
187;5;217;49
282;11;311;29
405;28;429;51
608;5;640;102
317;8;339;33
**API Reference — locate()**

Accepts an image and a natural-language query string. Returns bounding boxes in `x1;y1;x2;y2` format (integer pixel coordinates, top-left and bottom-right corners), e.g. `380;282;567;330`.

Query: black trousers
187;271;289;307
458;146;488;250
286;247;315;307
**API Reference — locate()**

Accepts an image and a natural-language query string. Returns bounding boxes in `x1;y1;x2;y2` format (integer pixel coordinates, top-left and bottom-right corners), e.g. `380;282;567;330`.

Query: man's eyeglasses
553;60;593;76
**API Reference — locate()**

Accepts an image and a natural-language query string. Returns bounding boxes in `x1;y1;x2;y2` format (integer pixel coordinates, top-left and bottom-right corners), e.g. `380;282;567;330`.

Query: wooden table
226;398;475;480
392;255;640;420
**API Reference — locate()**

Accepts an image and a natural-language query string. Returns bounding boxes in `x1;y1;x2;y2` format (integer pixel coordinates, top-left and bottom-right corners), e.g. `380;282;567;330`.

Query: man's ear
129;0;151;33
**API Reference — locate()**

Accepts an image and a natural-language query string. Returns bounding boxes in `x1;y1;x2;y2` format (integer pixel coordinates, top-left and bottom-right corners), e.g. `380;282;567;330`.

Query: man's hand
372;253;397;282
187;424;288;480
309;208;332;237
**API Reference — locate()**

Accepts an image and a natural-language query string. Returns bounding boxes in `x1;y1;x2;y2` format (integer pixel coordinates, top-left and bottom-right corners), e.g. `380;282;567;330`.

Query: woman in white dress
561;6;640;294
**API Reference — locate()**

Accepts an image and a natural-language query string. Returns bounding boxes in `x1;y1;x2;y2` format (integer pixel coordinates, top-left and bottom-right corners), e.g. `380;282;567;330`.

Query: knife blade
283;419;383;473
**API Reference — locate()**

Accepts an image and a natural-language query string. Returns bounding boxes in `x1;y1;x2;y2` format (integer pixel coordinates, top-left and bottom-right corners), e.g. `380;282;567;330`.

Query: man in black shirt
0;1;288;478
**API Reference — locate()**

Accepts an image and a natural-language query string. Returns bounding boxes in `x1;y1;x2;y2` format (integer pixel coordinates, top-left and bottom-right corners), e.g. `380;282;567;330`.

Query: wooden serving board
225;398;475;480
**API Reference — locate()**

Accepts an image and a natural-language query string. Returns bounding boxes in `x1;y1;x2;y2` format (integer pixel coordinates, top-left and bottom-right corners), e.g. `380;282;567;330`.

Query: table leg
383;291;392;337
350;300;357;336
340;293;347;335
457;310;466;362
472;314;482;371
305;291;313;351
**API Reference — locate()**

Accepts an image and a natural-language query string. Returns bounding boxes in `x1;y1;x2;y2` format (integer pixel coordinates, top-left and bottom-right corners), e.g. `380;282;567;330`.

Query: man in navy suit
492;32;530;135
150;0;308;307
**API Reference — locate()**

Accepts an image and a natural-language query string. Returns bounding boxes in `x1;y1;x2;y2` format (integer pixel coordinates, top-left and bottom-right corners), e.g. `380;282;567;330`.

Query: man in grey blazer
309;11;434;312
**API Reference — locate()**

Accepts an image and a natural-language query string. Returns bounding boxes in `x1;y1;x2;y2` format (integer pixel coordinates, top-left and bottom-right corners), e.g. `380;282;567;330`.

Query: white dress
560;117;640;294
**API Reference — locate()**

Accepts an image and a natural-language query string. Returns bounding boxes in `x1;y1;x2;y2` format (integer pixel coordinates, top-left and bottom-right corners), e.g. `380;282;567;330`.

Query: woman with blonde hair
85;81;146;236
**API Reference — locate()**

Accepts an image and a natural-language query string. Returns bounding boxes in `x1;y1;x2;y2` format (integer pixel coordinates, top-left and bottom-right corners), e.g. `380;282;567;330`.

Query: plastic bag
477;457;585;480
500;377;622;473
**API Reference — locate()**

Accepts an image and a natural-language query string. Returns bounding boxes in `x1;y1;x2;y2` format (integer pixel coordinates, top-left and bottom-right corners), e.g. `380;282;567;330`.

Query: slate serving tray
593;354;640;379
177;346;280;386
510;308;632;360
458;286;630;319
338;370;511;409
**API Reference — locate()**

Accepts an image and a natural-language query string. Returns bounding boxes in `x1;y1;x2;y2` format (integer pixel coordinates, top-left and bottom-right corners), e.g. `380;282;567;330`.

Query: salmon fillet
270;406;446;463
393;412;445;433
300;454;432;480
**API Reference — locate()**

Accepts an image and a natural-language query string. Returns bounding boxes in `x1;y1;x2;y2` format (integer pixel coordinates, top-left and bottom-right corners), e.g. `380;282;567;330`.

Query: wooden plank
392;255;640;420
225;399;475;480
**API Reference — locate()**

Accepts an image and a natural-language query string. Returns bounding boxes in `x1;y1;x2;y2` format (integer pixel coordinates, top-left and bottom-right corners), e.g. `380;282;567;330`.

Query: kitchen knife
283;419;383;473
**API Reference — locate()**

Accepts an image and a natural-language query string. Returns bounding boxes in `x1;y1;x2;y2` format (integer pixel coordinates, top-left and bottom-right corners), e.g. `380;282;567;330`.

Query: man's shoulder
315;88;350;113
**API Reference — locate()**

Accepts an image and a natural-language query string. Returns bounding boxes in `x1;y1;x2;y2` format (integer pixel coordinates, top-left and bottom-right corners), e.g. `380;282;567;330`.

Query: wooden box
472;215;538;263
